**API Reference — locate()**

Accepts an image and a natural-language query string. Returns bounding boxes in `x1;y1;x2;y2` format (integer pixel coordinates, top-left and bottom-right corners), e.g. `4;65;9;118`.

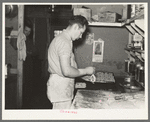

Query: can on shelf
129;61;135;75
139;66;144;83
125;60;130;72
135;63;141;81
124;75;135;86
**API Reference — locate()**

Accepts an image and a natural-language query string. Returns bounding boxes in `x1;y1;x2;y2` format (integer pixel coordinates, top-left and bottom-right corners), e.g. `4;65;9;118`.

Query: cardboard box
73;8;91;21
98;12;120;22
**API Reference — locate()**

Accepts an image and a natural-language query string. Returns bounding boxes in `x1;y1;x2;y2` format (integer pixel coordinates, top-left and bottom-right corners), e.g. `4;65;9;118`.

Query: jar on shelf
133;33;143;48
133;40;142;49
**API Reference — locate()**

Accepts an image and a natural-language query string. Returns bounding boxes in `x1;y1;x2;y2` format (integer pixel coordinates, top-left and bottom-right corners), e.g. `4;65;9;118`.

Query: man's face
72;25;86;41
24;26;31;37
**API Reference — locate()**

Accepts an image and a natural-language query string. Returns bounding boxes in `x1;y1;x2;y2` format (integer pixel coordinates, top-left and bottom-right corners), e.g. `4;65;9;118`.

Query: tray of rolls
82;71;115;83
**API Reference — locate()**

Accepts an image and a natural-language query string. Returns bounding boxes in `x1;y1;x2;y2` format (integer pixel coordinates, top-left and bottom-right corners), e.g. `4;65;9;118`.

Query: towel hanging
17;31;27;61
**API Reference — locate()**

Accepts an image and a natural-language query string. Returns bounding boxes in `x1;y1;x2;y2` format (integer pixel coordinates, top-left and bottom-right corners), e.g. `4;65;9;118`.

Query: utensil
90;74;96;83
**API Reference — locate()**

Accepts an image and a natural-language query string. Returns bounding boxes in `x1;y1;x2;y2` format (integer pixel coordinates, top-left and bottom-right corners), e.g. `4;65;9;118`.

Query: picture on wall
92;38;104;62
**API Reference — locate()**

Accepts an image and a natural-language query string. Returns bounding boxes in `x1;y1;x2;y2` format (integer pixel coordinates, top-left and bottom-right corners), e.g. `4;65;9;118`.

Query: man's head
24;26;31;37
24;19;32;37
67;15;88;41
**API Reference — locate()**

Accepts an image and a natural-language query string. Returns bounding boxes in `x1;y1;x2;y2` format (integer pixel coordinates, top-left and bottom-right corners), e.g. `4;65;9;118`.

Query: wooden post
17;5;24;109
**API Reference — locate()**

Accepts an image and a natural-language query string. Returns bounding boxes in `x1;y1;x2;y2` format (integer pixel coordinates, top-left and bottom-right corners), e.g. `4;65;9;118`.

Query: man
24;23;31;37
24;19;36;56
47;15;95;109
23;19;38;108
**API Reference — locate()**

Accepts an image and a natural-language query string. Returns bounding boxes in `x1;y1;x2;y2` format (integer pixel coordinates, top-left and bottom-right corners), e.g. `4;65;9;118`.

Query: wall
5;16;18;68
73;5;129;77
5;15;18;30
35;18;47;60
5;38;17;68
74;26;129;77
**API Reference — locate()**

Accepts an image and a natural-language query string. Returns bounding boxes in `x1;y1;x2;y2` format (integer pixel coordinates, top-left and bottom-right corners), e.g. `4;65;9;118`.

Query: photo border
1;0;149;121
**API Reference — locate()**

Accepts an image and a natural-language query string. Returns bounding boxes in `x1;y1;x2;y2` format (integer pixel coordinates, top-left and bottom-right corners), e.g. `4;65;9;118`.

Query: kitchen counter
71;89;145;109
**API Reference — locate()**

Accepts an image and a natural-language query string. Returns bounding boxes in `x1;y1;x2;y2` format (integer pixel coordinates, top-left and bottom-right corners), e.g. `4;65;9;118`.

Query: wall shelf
125;48;144;62
122;4;145;91
135;80;145;88
124;9;144;25
135;19;144;31
88;21;124;27
125;48;144;53
130;23;144;37
89;9;144;28
6;30;18;39
5;36;18;39
125;22;144;38
125;25;136;35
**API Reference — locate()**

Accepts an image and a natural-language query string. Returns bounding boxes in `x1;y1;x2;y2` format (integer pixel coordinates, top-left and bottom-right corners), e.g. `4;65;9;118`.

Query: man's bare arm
59;55;94;78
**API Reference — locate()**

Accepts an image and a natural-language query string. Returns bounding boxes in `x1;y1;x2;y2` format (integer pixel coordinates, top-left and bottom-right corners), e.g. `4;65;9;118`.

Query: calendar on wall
92;38;104;63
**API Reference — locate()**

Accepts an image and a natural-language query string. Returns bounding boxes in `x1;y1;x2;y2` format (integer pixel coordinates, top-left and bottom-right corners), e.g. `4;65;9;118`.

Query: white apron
47;74;75;102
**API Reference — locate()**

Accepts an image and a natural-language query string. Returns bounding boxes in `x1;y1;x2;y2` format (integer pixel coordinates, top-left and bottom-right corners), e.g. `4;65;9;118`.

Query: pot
5;5;18;18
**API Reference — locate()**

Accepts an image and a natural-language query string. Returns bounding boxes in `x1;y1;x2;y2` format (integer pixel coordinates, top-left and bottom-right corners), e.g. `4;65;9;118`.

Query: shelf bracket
130;23;144;37
125;25;136;35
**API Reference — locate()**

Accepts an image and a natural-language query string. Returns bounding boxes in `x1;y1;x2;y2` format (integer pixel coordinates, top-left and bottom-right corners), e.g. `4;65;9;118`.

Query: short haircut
24;18;33;39
68;15;88;28
24;18;33;29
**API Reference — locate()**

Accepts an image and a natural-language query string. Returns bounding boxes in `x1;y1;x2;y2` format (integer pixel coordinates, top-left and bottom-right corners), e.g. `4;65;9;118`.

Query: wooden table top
71;89;145;109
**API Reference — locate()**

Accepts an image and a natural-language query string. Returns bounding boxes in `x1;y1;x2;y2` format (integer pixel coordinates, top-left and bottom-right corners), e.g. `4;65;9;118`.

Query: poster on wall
92;38;104;62
85;32;94;45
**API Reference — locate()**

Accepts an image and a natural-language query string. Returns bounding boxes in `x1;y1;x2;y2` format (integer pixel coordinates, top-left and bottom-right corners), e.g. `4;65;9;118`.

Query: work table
72;76;145;109
71;89;145;109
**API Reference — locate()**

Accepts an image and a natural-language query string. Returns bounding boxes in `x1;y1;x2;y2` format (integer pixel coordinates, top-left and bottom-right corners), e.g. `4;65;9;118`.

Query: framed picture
92;39;104;62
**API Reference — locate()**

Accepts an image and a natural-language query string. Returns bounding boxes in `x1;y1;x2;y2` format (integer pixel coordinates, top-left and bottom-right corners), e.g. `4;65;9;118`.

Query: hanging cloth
17;31;27;61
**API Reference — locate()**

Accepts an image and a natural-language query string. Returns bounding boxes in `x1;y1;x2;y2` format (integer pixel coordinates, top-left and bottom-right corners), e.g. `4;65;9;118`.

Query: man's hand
90;74;96;84
85;67;95;75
